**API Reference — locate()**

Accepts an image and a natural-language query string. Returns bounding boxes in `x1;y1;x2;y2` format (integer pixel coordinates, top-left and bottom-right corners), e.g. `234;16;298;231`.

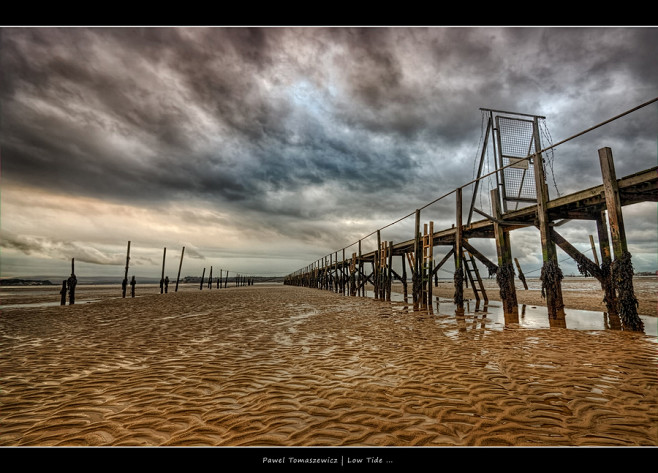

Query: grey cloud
0;230;155;266
2;26;657;275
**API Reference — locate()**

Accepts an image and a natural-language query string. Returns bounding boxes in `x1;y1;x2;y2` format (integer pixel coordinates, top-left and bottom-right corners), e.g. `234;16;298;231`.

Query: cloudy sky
1;26;657;281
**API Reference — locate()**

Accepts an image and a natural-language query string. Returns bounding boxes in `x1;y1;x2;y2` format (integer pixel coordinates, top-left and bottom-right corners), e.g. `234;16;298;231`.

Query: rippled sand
1;284;657;446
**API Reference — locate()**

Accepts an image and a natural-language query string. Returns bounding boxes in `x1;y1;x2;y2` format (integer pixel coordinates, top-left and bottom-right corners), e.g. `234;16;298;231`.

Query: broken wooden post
454;190;464;316
491;188;518;320
599;147;643;331
160;247;166;294
218;269;222;289
68;258;77;305
532;118;565;321
514;257;529;290
60;280;67;305
123;241;131;298
175;246;185;292
208;266;213;289
200;268;205;290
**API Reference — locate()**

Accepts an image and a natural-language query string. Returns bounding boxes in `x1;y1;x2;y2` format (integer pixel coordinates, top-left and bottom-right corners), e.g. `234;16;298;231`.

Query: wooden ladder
422;222;434;305
462;247;488;305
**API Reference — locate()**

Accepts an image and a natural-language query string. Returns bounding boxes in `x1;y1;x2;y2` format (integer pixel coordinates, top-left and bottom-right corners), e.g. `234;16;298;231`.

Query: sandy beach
1;281;657;447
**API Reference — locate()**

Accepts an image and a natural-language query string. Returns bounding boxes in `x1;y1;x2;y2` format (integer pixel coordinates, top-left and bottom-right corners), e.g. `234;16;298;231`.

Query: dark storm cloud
2;26;657;261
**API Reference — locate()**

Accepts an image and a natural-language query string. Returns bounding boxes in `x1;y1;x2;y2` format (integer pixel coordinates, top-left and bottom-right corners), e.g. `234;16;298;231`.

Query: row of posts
60;244;254;305
285;145;644;331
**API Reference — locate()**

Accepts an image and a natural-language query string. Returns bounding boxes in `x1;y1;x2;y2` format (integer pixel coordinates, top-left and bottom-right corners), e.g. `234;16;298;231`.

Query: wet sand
427;276;658;317
1;283;657;447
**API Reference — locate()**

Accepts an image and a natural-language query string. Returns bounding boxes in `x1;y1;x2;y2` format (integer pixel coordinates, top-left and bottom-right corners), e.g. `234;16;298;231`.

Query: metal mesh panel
498;116;537;201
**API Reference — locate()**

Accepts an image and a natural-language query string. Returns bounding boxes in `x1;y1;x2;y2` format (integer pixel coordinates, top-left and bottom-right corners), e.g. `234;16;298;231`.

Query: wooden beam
514;257;529;290
550;228;602;281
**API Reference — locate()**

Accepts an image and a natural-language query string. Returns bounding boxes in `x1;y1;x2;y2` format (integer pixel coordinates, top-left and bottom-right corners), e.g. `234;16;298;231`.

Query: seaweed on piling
453;268;464;305
611;251;644;332
540;259;564;319
496;262;517;313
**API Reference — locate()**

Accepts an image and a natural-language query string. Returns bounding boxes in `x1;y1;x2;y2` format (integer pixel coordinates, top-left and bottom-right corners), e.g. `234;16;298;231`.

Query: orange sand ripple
1;284;657;446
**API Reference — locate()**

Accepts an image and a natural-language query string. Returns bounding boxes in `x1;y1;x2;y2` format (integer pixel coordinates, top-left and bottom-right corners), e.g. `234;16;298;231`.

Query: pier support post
454;190;464;316
401;253;408;301
532;118;565;322
375;231;381;300
491;188;518;320
599;147;643;331
386;241;393;302
358;241;363;297
595;210;618;318
413;209;422;307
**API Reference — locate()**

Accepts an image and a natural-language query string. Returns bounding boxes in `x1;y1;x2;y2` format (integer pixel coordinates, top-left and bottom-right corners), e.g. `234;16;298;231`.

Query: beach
1;281;657;447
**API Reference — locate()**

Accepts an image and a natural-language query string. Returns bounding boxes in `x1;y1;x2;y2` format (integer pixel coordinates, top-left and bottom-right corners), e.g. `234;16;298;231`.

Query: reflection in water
604;312;622;331
504;309;520;326
376;291;654;337
548;316;567;329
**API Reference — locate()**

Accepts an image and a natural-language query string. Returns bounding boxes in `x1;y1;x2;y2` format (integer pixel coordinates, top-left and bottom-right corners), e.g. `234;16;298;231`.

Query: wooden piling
160;247;166;294
532;117;565;320
491;188;518;318
401;253;408;300
595;210;618;316
599;147;643;331
358;241;363;296
123;241;130;298
413;209;421;306
68;258;77;305
387;241;393;302
175;246;185;292
454;190;464;315
200;268;205;290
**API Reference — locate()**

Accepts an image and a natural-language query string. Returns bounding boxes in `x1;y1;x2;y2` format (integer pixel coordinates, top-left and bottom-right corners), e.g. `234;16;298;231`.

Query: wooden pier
285;101;658;332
